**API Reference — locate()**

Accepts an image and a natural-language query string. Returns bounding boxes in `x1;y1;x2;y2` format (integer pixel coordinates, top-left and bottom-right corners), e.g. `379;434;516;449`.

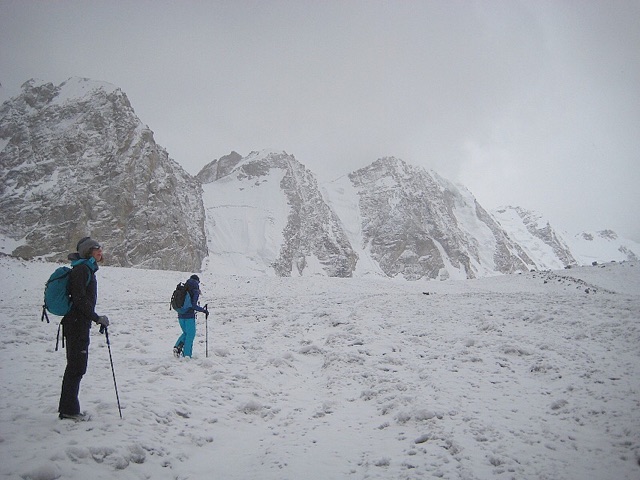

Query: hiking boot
58;412;88;421
173;346;183;358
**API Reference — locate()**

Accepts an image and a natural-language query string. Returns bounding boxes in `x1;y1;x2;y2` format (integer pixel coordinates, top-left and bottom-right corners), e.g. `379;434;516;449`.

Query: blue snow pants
175;317;196;357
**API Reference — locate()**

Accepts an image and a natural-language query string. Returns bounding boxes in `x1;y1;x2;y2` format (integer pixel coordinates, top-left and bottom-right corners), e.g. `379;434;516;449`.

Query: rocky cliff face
492;206;577;269
199;150;357;277
328;158;534;280
196;151;243;184
0;78;207;270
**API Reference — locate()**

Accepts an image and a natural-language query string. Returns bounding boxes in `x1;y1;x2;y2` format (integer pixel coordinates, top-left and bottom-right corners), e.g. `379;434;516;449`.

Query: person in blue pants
174;275;208;358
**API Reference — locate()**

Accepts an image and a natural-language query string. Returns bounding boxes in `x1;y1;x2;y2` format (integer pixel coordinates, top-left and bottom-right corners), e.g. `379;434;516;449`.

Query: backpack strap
74;262;95;286
41;305;50;323
55;322;64;351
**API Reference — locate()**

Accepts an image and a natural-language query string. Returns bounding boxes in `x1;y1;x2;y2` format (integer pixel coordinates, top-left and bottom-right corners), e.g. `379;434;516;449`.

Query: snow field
0;257;639;479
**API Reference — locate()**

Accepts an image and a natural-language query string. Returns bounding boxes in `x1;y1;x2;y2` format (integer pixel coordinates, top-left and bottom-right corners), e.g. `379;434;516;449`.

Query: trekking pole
102;326;123;419
204;304;209;358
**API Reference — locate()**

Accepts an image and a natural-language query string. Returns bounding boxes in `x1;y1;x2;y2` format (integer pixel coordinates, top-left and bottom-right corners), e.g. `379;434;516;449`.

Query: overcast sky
1;0;639;240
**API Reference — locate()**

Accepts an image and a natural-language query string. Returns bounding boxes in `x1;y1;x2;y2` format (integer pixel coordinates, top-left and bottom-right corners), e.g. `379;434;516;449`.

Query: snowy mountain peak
492;206;576;270
492;206;640;268
569;229;639;264
234;150;299;180
0;78;206;270
355;156;423;184
577;230;621;242
325;159;536;280
204;152;526;280
18;77;124;110
201;150;357;277
496;206;547;229
196;151;243;183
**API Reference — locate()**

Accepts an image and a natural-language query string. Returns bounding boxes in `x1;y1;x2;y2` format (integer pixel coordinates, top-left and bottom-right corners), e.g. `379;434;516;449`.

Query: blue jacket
178;277;207;319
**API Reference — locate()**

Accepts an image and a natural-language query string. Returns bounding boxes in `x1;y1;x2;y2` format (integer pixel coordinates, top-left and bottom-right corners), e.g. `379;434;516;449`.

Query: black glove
204;304;209;319
96;315;109;327
95;315;109;334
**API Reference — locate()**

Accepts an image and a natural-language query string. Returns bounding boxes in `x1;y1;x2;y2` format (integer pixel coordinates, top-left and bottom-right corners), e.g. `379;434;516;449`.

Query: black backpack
170;283;190;312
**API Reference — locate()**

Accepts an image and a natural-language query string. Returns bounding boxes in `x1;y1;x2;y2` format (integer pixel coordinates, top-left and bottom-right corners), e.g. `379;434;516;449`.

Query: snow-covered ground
1;256;639;480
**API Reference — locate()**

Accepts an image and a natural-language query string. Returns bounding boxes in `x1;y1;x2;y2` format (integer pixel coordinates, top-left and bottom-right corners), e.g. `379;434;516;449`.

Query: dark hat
77;237;101;259
190;274;200;282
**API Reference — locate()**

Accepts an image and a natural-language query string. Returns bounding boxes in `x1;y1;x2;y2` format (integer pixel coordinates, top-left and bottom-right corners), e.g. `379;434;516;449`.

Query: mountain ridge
1;77;638;278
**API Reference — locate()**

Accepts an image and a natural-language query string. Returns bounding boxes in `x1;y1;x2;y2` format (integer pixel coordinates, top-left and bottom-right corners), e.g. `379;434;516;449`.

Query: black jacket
62;258;99;333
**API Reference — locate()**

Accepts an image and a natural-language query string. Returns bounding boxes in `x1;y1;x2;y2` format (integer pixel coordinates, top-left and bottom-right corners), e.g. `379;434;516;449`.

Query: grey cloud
1;0;638;240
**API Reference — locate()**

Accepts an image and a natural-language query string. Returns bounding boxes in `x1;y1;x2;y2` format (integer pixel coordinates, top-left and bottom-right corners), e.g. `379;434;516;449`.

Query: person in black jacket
58;237;110;421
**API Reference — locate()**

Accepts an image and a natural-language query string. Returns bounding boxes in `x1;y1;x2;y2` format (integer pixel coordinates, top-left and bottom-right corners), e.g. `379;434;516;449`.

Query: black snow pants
58;321;90;415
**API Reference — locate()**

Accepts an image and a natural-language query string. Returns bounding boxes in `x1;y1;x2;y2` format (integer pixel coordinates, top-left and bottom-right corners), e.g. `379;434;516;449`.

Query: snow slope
492;206;573;270
1;256;639;479
321;175;386;277
201;167;290;276
568;230;640;265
